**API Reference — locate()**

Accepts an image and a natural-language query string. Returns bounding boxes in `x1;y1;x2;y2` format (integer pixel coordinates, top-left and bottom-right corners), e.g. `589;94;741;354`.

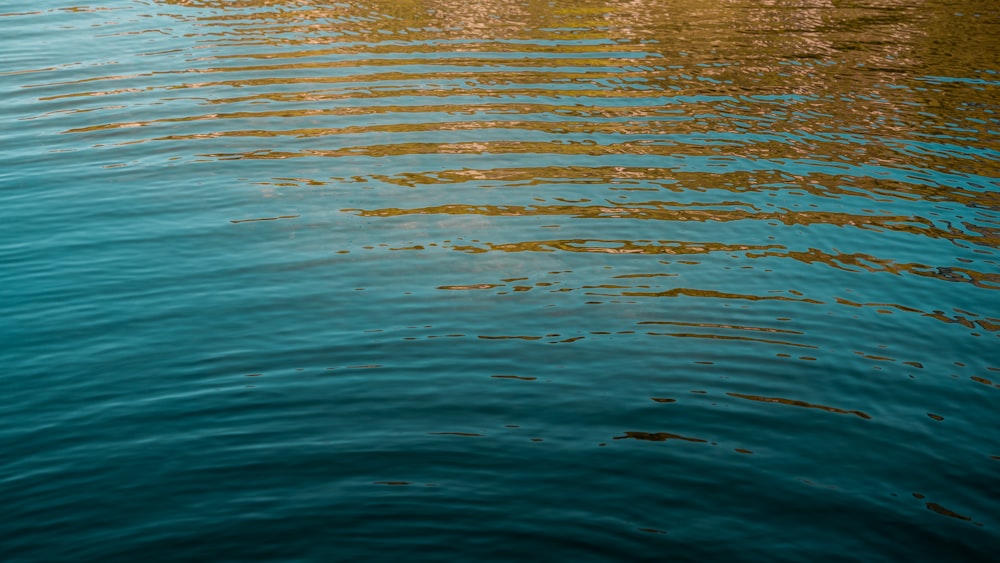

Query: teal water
2;0;999;560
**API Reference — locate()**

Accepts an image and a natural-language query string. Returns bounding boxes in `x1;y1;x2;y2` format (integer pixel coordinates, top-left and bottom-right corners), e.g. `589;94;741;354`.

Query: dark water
3;0;999;560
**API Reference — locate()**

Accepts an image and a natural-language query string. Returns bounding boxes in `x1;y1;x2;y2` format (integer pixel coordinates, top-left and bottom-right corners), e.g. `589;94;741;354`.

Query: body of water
2;0;999;560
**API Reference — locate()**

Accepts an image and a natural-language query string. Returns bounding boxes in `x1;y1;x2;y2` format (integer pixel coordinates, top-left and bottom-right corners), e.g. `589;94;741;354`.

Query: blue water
2;0;999;560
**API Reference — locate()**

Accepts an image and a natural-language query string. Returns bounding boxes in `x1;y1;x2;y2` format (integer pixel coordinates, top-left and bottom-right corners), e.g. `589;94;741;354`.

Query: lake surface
2;0;999;560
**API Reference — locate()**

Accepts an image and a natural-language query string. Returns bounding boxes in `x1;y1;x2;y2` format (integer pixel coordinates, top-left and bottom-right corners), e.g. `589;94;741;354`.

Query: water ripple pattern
2;0;999;560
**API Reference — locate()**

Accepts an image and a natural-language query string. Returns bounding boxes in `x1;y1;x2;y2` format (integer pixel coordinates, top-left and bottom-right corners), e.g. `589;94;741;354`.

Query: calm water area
2;0;999;560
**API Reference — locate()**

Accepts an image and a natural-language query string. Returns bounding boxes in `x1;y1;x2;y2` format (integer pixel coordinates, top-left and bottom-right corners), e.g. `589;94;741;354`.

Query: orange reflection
727;392;872;420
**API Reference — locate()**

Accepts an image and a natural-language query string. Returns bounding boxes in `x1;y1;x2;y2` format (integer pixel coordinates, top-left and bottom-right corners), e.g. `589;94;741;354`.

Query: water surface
2;0;999;560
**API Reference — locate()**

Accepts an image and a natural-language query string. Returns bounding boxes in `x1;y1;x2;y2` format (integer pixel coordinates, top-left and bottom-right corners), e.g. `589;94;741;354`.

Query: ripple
3;0;999;560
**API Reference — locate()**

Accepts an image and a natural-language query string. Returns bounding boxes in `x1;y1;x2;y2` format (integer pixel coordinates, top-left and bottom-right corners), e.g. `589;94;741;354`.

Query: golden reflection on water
345;201;1000;249
50;0;997;340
